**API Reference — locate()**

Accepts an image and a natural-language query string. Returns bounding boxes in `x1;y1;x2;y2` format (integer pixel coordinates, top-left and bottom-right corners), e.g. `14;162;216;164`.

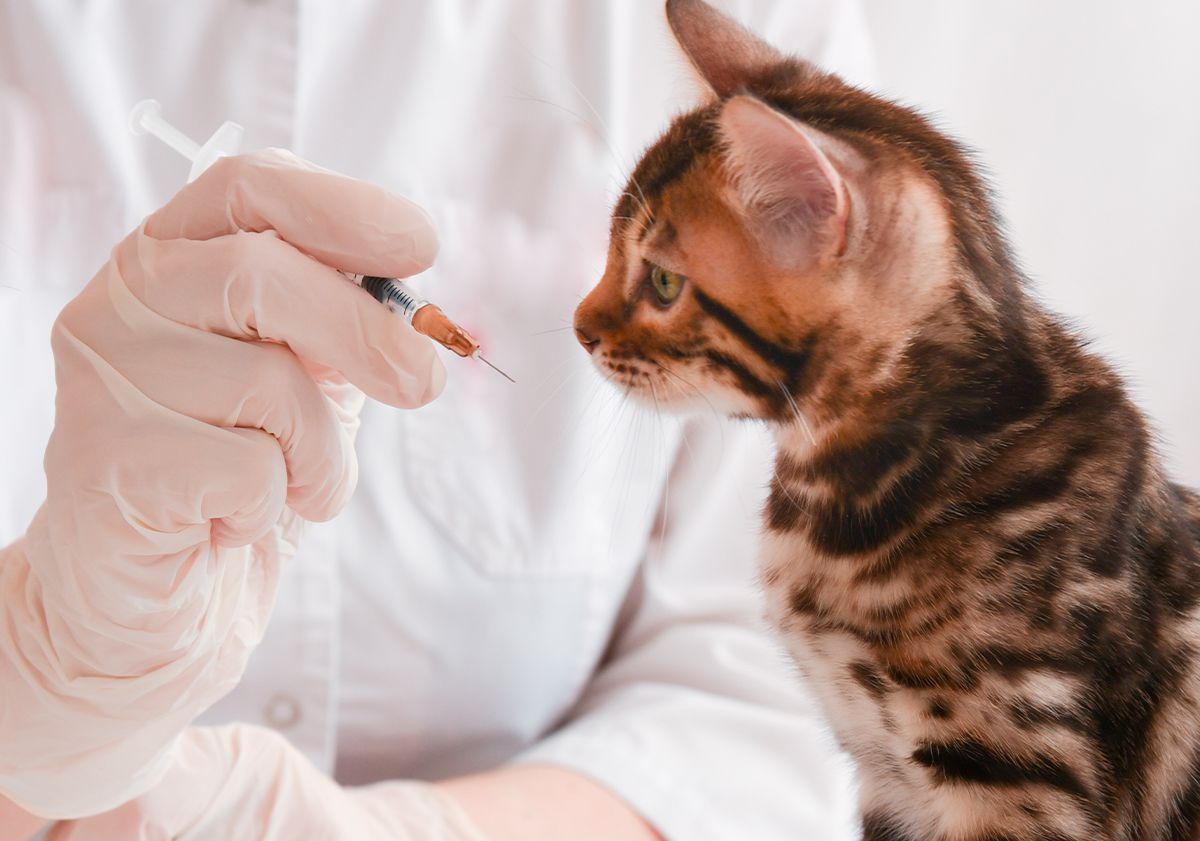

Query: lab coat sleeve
517;417;859;841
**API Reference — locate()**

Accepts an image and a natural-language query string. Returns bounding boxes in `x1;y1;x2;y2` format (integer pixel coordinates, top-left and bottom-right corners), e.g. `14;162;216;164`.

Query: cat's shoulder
1169;481;1200;536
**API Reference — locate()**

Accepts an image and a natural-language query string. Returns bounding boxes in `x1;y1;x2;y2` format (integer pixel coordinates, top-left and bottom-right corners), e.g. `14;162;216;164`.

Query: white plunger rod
129;99;201;162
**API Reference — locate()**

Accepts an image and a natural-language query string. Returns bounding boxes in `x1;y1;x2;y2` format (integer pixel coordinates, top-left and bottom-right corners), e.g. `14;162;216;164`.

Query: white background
861;0;1200;486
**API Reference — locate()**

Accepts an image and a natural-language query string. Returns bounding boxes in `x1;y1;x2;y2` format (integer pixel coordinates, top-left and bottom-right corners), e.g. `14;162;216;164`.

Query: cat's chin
602;373;691;413
594;358;749;418
623;386;688;414
620;380;750;420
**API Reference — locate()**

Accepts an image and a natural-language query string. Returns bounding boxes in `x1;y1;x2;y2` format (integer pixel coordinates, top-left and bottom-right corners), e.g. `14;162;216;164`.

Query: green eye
649;264;685;305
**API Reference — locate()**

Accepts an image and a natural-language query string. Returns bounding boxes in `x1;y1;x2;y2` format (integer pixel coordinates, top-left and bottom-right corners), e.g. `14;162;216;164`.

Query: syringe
129;99;514;383
349;274;514;381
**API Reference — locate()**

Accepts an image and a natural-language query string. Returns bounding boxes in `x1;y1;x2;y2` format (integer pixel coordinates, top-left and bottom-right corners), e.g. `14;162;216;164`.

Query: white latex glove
0;150;445;818
44;725;490;841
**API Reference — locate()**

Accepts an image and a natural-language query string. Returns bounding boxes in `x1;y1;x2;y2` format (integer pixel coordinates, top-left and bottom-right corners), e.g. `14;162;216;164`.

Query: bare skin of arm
440;764;666;841
0;765;665;841
0;795;47;841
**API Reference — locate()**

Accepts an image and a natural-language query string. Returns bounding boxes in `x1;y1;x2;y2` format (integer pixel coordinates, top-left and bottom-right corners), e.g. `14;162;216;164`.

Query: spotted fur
574;2;1200;838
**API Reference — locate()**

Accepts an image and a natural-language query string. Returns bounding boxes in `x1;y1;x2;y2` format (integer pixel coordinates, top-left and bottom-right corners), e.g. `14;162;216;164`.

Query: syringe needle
351;275;516;383
478;355;516;383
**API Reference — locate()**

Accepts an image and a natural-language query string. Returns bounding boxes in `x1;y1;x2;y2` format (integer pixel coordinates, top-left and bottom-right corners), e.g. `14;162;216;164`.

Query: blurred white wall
861;0;1200;486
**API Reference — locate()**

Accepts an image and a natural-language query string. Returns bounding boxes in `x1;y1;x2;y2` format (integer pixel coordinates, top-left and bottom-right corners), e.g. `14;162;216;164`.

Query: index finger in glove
144;149;439;280
122;229;446;408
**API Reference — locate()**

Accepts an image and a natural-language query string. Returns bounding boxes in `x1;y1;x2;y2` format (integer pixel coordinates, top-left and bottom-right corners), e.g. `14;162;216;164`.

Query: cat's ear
719;95;848;264
666;0;785;97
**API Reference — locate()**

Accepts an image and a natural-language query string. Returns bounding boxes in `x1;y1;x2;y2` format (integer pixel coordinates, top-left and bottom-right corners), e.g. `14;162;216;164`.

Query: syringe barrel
350;273;481;359
356;275;429;324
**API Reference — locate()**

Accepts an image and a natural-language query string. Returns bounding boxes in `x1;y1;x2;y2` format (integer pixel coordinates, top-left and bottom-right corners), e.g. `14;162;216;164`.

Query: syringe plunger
127;100;513;382
129;99;244;182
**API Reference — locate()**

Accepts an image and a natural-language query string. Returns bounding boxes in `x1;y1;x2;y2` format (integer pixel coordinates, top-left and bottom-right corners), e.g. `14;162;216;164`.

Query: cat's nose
574;327;600;354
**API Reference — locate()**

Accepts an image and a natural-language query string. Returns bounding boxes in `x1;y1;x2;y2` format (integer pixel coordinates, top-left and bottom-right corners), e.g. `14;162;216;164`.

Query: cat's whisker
569;367;632;482
506;38;649;222
770;465;808;530
646;361;728;468
678;422;702;475
553;363;622;456
528;346;584;393
563;386;612;481
503;92;597;132
619;395;667;568
612;390;644;530
652;360;726;434
646;378;674;553
529;326;576;336
545;61;653;218
613;190;653;227
775;378;817;447
527;362;584;423
608;179;652;223
635;215;654;242
594;385;645;559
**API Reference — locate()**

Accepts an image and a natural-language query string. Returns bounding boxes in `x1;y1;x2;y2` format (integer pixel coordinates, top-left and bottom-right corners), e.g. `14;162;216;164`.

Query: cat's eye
648;264;685;306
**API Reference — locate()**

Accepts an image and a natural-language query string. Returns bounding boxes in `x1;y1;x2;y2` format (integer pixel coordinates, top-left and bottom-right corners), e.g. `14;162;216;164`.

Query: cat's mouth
599;357;652;389
594;354;702;409
575;321;711;409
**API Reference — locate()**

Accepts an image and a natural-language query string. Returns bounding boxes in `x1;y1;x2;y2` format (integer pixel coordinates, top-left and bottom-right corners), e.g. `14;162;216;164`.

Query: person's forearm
0;794;48;841
438;764;664;841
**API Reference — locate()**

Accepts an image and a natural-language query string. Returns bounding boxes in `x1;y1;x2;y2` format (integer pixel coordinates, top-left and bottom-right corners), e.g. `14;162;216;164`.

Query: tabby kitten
574;2;1200;839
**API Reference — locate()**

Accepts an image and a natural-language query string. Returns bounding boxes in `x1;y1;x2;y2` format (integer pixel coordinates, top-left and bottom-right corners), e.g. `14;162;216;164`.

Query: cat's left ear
719;95;849;265
666;0;786;97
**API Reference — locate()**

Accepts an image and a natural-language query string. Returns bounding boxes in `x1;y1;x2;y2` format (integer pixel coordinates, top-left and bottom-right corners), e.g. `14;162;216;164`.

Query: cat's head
575;0;1022;433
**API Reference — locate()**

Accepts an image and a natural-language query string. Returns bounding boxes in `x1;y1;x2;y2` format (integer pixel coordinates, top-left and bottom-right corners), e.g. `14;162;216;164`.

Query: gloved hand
0;150;444;818
43;724;490;841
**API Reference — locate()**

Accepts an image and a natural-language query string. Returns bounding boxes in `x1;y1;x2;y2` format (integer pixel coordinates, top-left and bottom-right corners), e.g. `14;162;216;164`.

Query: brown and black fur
575;2;1200;839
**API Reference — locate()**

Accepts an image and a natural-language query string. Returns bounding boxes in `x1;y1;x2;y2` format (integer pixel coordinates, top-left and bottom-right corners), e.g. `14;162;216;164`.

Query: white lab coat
0;2;871;837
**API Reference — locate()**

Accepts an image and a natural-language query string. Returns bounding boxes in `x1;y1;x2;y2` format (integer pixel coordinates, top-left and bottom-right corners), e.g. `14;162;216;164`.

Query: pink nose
574;327;600;354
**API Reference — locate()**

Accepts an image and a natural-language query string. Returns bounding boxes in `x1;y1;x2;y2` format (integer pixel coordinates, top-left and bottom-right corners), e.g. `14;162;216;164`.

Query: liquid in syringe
350;274;514;381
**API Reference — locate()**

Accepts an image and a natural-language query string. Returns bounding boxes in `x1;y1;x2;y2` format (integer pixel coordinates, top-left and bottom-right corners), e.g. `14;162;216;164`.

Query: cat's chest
762;574;896;757
759;530;927;642
762;573;939;818
758;533;962;765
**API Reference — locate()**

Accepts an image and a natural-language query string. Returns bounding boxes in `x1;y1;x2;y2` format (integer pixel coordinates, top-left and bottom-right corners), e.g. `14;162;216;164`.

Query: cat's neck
761;295;1158;570
763;299;1066;558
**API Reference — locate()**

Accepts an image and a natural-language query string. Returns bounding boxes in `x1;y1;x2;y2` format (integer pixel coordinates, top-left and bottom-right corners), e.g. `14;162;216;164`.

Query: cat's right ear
719;95;849;266
665;0;786;97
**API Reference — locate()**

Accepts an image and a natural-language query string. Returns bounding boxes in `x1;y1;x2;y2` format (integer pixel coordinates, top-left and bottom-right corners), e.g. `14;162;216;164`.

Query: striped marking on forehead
612;108;720;236
640;218;677;250
613;201;675;267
